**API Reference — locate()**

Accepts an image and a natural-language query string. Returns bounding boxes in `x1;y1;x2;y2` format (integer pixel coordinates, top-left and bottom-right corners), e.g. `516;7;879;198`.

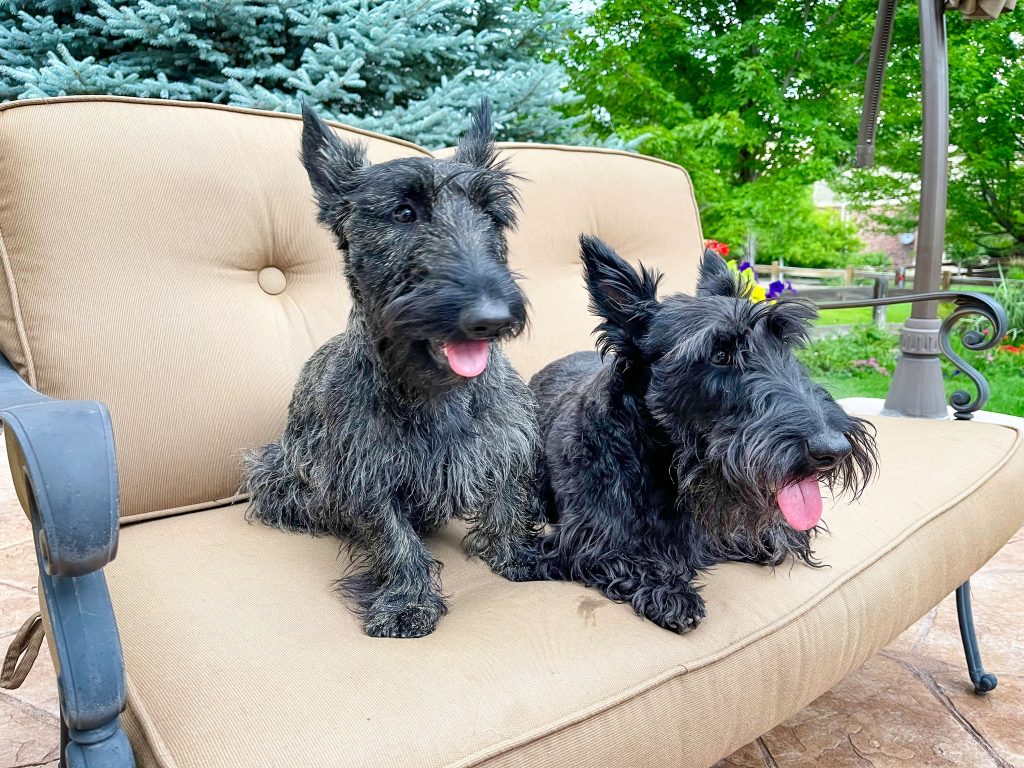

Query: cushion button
258;267;286;295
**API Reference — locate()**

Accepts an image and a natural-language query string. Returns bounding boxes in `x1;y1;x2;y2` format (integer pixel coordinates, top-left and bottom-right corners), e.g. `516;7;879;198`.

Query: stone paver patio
1;437;1021;768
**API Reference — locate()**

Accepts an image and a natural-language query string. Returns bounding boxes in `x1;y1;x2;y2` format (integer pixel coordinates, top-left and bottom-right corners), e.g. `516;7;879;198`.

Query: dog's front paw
364;591;447;638
634;584;707;634
487;544;540;582
654;605;705;634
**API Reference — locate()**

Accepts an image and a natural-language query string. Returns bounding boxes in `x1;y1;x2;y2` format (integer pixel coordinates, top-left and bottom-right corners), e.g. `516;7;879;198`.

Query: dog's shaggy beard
375;270;527;395
674;415;878;568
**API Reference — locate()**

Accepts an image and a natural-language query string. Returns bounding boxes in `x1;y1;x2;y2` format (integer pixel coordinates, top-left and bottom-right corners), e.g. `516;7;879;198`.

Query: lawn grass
797;325;1024;418
815;303;911;327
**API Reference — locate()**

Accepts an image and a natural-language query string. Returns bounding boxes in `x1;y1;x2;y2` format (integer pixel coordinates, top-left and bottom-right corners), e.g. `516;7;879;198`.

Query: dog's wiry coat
532;237;878;633
243;101;540;638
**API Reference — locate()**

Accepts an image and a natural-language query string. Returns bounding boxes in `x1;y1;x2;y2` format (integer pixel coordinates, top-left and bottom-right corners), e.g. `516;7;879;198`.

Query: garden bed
799;326;1024;418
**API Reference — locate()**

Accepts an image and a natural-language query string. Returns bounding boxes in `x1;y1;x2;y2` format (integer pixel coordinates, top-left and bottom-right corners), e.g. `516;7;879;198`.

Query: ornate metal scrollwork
813;291;1009;420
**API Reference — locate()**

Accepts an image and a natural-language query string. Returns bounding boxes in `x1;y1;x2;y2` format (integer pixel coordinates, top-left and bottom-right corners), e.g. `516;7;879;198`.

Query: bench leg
60;714;68;768
956;580;998;695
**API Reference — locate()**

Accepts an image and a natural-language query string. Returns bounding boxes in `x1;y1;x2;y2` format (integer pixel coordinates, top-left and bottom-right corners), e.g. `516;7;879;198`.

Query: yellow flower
720;256;768;304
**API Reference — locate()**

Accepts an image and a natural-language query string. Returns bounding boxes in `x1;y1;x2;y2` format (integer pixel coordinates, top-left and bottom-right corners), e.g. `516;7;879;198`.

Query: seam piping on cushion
124;674;178;768
119;494;248;527
446;424;1023;768
682;165;706;246
0;95;433;158
480;141;692;174
0;125;38;388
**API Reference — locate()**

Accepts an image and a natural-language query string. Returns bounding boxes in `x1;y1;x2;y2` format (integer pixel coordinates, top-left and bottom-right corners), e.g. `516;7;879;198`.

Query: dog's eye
711;350;732;366
392;205;417;224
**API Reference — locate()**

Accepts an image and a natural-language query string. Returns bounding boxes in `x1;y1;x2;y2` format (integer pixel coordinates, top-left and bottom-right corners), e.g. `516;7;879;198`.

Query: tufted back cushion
0;97;428;518
488;144;704;378
0;98;703;519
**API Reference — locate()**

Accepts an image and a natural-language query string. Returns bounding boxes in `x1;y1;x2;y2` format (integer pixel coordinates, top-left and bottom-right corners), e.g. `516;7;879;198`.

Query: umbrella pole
882;0;950;418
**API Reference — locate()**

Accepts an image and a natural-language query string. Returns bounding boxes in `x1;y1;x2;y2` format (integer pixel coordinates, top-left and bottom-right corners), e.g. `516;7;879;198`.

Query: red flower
704;239;730;257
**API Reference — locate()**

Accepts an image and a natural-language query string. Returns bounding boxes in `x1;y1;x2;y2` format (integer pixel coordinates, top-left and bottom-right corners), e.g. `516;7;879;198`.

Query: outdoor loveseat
0;96;1021;768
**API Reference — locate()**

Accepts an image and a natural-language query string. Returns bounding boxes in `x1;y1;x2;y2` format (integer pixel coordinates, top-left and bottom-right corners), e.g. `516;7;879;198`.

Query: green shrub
797;326;898;382
1006;264;1024;281
798;324;1024;417
993;267;1024;341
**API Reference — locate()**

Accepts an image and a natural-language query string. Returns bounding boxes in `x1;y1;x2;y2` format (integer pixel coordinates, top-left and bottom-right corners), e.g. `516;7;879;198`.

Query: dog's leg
534;454;559;524
592;553;706;634
464;470;541;582
338;499;447;638
540;524;706;633
626;571;706;634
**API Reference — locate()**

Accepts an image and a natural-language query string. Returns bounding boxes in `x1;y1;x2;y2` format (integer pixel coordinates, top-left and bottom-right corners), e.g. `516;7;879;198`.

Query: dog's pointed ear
767;299;818;347
580;234;661;360
453;98;499;169
300;101;368;235
696;248;740;297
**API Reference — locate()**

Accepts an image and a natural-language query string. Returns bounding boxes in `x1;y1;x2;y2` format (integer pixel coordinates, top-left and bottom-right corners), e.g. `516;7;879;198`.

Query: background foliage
565;0;871;266
565;0;1023;267
0;0;583;147
834;5;1024;266
1;1;1022;267
798;324;1024;416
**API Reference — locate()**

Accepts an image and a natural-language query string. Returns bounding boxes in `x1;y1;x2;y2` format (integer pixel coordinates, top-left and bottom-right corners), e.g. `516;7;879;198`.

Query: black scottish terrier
243;101;540;638
532;236;878;633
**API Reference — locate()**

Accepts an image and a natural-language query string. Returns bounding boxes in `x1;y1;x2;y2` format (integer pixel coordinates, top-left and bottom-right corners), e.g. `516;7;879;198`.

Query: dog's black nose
807;432;852;471
460;299;514;339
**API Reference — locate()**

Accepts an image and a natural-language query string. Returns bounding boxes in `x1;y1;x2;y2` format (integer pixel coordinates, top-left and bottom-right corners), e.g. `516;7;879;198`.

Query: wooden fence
751;262;1022;290
753;262;1022;329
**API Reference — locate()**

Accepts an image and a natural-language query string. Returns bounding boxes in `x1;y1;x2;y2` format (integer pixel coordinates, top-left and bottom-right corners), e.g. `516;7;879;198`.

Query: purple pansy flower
766;279;797;300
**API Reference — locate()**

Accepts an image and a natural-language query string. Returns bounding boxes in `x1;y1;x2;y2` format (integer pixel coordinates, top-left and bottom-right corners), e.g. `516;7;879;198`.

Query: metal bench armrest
0;353;134;767
815;291;1009;419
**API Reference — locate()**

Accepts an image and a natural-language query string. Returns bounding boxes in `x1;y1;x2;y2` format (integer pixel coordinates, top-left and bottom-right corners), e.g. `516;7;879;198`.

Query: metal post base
60;714;68;768
882;318;949;418
956;580;998;695
65;718;134;768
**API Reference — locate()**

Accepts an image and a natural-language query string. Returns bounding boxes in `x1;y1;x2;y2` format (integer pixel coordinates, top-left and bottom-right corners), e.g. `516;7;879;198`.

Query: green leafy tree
567;1;1022;268
566;0;873;267
696;176;863;268
0;0;584;147
836;7;1024;264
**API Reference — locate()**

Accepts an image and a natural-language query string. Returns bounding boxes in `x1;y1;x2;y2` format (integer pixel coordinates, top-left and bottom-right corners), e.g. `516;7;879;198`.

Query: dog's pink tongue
442;340;490;378
776;477;823;531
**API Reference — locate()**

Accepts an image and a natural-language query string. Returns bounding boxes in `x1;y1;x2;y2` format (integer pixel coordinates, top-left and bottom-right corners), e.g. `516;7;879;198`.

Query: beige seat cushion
105;416;1024;768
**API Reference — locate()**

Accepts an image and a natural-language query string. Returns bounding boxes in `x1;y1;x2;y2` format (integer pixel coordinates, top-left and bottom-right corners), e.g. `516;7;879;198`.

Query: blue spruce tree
0;0;585;147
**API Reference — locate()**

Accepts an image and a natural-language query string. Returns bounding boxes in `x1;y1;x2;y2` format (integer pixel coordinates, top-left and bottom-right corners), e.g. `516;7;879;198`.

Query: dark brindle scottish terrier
243;101;540;638
532;236;878;633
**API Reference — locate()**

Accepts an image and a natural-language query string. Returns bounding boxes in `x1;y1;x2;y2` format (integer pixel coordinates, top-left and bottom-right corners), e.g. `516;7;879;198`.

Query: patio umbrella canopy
948;0;1015;20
